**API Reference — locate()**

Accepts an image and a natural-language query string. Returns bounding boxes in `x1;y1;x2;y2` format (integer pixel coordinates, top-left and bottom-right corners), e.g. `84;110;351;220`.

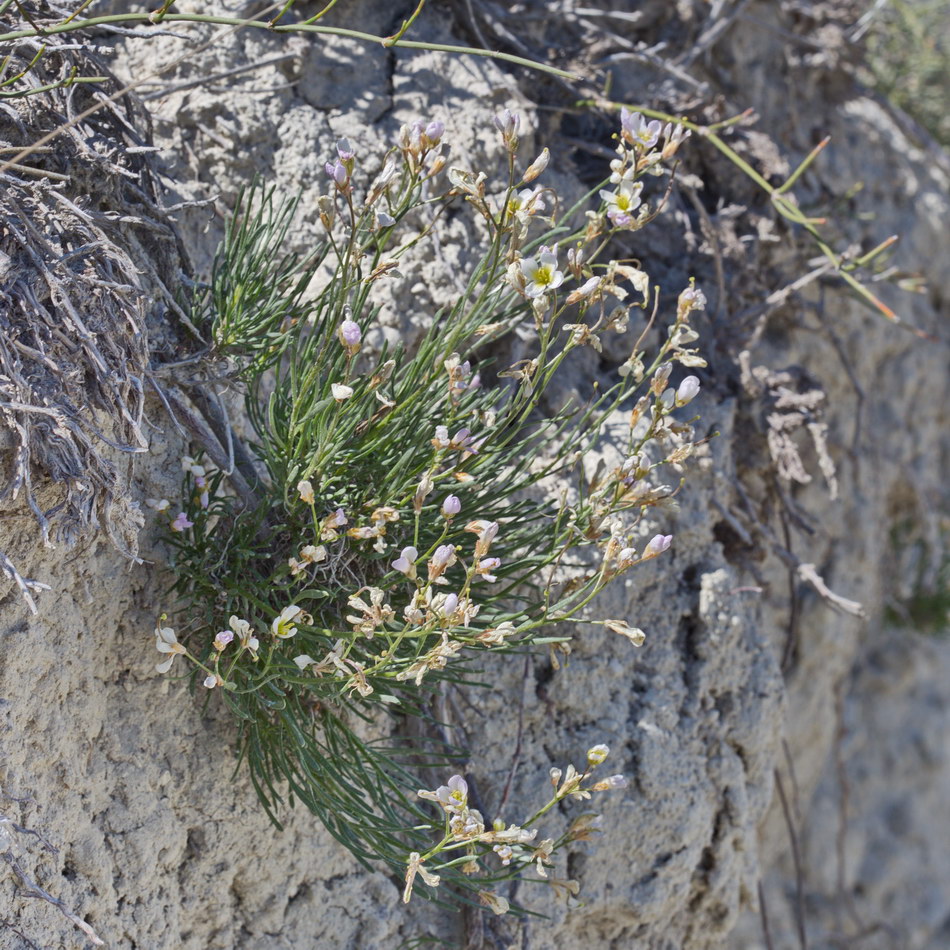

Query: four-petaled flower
600;180;644;228
170;512;193;533
229;615;259;657
435;774;468;813
520;245;564;298
621;108;662;149
155;625;186;673
391;545;418;578
272;605;306;639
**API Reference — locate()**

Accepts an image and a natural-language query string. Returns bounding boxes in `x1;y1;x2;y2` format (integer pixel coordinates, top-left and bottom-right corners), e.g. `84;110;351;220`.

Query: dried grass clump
0;4;184;609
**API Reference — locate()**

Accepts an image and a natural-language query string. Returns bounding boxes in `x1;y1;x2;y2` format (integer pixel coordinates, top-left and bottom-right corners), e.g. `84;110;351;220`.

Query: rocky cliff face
1;2;947;949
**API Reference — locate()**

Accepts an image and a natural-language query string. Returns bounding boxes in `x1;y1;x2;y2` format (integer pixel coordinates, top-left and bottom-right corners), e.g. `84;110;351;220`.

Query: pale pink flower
213;630;233;651
643;534;672;558
170;512;193;532
620;108;662;149
339;319;361;349
391;546;418;577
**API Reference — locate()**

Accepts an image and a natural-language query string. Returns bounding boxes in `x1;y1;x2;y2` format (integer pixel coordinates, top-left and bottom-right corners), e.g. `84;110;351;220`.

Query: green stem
0;13;579;80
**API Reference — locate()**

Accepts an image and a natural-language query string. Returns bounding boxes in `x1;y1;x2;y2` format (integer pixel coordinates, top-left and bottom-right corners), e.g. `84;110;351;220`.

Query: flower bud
586;743;609;766
522;147;550;183
675;375;700;406
650;361;673;395
214;630;234;651
317;194;335;231
339;319;362;350
325;160;347;186
643;534;672;559
441;494;461;518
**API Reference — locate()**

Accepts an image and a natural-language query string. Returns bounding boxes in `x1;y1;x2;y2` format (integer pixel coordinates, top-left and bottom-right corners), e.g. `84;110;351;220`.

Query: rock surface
1;2;947;949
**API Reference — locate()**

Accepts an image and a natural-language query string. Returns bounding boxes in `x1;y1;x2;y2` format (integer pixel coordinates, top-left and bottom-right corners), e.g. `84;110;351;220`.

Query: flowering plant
157;110;705;911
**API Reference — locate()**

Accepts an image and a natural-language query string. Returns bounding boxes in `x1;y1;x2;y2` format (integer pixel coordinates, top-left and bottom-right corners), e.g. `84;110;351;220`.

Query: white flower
297;479;315;504
507;186;545;220
477;620;516;644
600;179;644;227
272;605;305;639
432;424;450;449
300;544;326;563
441;592;459;619
213;630;233;651
145;498;171;512
521;245;564;298
154;625;186;673
180;455;206;477
434;774;468;813
331;383;354;401
465;519;499;556
493;843;514;865
293;654;316;670
475;556;500;583
229;615;259;656
428;544;457;581
566;276;602;305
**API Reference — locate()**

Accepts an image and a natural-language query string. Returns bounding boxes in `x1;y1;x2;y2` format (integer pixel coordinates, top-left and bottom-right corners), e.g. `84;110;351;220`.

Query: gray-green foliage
864;0;950;146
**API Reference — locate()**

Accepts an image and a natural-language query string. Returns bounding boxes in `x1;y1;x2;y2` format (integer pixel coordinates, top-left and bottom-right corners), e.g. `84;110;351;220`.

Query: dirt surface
1;2;948;948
